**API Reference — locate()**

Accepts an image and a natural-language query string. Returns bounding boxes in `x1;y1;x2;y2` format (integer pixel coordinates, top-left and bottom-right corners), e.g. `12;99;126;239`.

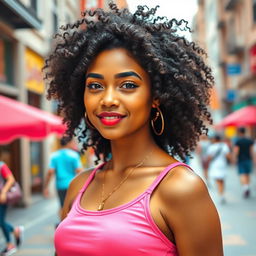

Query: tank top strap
147;162;192;194
79;162;106;193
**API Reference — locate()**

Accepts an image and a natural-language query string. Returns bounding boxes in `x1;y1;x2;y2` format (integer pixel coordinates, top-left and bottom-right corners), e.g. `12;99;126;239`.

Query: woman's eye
86;83;103;90
120;82;138;89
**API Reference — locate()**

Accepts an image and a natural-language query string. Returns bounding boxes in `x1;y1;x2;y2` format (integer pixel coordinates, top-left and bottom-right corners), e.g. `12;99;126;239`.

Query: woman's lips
97;112;125;126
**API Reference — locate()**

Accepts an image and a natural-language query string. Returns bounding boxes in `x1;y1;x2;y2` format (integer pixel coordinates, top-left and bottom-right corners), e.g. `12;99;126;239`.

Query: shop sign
226;89;236;102
25;48;44;94
226;64;241;75
224;126;236;139
210;88;220;110
250;45;256;74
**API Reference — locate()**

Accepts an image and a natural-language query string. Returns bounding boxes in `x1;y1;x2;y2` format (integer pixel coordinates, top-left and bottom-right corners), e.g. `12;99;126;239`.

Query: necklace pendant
97;202;104;211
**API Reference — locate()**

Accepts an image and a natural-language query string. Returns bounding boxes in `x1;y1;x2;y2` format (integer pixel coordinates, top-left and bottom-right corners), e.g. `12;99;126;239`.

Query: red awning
216;105;256;128
0;95;66;144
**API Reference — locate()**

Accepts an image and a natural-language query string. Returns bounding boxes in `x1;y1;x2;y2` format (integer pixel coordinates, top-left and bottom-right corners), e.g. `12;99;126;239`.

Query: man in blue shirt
233;127;254;198
44;137;83;218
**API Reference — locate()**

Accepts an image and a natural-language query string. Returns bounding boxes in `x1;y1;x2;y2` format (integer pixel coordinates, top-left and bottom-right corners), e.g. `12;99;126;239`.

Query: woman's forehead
87;48;150;80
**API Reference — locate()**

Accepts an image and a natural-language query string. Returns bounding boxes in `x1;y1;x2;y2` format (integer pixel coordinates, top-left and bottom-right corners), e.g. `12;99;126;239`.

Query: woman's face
84;48;154;141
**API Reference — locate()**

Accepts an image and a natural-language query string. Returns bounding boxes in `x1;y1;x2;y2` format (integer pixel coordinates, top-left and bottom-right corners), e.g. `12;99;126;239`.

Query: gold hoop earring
85;113;95;129
151;106;164;136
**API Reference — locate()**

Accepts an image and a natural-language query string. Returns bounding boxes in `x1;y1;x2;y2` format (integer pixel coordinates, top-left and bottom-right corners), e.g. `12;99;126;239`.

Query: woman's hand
0;191;7;204
0;173;15;204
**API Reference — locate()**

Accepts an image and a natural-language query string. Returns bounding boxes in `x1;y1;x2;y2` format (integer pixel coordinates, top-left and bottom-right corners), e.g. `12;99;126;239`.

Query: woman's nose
100;87;119;107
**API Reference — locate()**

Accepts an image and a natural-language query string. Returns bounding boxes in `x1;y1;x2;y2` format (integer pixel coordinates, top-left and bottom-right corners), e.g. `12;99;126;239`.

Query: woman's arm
0;173;15;203
160;166;223;256
232;145;239;164
225;150;232;163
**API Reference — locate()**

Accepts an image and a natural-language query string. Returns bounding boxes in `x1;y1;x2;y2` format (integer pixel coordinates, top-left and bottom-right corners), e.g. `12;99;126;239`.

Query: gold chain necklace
97;150;153;211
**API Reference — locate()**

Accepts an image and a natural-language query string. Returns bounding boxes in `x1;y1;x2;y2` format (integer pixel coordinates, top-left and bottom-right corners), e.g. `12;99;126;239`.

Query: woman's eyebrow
86;73;104;79
115;71;142;80
86;71;142;80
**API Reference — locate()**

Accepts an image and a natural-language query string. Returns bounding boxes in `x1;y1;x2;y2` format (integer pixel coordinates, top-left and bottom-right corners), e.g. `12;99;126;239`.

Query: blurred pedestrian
196;134;211;185
44;3;223;256
253;139;256;164
206;134;231;204
43;137;83;221
0;157;23;255
233;127;254;198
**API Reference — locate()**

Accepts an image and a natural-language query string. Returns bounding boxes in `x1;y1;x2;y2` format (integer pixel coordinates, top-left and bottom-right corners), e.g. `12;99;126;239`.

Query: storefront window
0;36;14;85
30;141;43;191
0;141;20;182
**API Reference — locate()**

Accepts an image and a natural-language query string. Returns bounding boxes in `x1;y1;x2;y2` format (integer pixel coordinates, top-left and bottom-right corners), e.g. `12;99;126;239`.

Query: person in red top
0;155;23;256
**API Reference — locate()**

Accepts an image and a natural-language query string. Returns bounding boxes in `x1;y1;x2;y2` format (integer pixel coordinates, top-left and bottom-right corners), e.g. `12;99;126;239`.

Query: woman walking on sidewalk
206;134;231;204
44;3;223;256
0;158;23;255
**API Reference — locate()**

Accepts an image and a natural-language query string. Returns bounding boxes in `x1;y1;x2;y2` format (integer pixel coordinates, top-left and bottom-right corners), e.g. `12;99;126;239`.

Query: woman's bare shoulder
159;166;223;256
159;165;207;201
158;166;222;255
69;167;96;194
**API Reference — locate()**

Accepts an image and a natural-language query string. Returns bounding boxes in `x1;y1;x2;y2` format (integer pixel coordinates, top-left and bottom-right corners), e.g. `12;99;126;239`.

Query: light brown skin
61;48;223;256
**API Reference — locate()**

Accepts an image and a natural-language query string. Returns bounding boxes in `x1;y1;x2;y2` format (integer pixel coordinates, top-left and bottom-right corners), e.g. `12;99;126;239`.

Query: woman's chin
97;131;123;141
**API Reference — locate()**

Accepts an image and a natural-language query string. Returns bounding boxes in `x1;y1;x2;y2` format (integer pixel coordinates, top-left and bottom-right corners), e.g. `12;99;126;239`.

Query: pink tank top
55;162;190;256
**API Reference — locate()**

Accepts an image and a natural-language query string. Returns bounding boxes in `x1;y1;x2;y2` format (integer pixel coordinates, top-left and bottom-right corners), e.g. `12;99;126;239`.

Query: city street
0;197;58;256
0;156;255;256
190;155;256;256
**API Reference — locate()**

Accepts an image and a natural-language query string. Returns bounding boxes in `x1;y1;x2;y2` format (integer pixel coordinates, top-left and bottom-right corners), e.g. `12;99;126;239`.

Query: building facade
0;0;128;207
80;0;128;12
0;0;80;205
194;0;256;128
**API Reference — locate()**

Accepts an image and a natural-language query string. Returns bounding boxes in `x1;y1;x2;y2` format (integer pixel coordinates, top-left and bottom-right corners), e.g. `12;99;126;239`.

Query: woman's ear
152;98;160;108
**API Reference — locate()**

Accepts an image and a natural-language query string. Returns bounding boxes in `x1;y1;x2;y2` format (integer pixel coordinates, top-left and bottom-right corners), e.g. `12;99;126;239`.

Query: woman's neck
108;131;164;173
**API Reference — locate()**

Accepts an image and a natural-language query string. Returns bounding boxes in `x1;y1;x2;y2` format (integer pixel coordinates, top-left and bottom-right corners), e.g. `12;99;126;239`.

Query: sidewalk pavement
190;155;256;256
7;195;58;228
0;196;58;255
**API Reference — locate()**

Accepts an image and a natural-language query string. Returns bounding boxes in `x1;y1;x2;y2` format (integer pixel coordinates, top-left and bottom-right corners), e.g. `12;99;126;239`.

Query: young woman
0;160;23;256
206;134;231;204
44;4;223;256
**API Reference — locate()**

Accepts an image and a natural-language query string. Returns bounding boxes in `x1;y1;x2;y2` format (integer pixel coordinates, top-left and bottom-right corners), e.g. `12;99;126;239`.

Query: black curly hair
43;3;214;163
